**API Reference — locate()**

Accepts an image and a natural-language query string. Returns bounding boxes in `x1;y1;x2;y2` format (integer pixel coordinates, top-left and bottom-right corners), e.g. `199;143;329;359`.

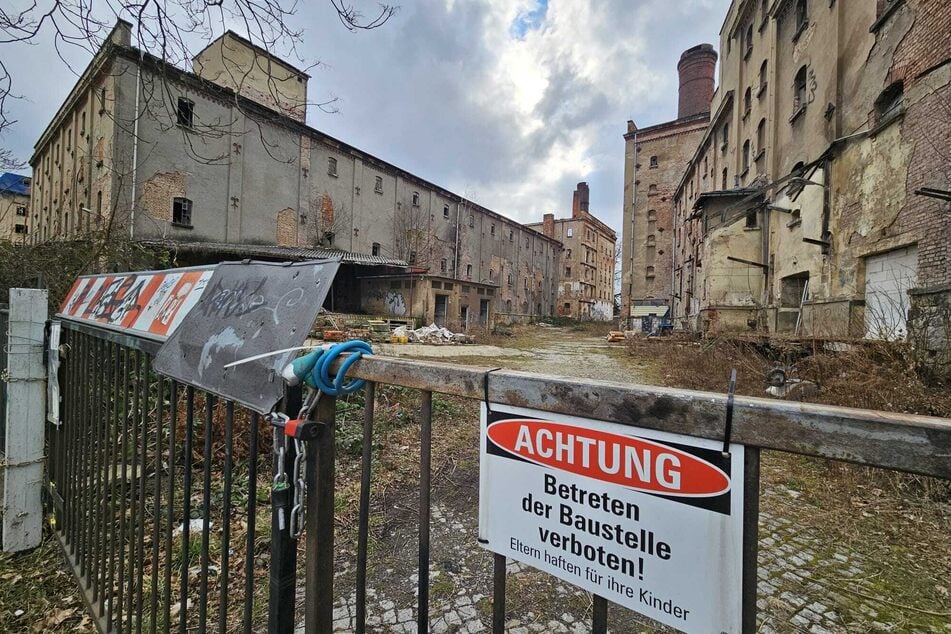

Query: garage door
864;246;917;340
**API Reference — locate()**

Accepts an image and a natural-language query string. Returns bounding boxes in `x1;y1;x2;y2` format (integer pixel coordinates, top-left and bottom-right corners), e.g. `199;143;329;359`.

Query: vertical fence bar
592;596;608;633
198;393;215;634
125;348;142;634
116;347;130;632
135;351;149;634
742;447;761;634
242;412;260;634
179;386;195;634
150;375;164;634
164;381;178;633
218;401;235;634
417;391;433;633
90;337;103;598
107;342;120;627
94;337;106;603
355;382;376;634
76;333;90;578
269;386;301;634
492;554;506;633
305;392;337;634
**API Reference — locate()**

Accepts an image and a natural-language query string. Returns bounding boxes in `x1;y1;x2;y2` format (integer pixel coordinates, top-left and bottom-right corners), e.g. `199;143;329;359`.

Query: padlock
284;418;320;440
272;480;290;532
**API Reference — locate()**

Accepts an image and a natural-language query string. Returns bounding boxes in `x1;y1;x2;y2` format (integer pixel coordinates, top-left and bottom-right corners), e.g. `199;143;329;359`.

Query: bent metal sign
478;404;743;633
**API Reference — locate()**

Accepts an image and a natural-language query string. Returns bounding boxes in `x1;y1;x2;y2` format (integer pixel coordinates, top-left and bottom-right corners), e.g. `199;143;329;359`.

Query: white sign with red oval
478;403;744;633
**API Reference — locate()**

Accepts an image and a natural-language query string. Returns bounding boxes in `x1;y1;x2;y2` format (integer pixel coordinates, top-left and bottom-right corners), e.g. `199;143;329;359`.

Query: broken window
781;273;809;307
566;248;571;259
759;60;768;95
745;209;758;228
15;206;26;216
14;224;26;234
565;266;571;277
411;192;420;207
441;258;447;273
466;264;472;277
409;251;417;264
744;87;752;118
756;119;766;160
468;215;474;228
875;81;903;122
507;273;513;286
443;204;450;218
177;98;194;128
721;122;729;151
742;140;751;173
649;155;658;168
489;268;494;280
509;229;514;242
566;227;573;238
490;224;496;236
172;197;192;227
722;168;728;190
372;242;380;256
328;157;338;177
374;176;383;194
795;0;808;33
793;65;807;115
744;23;753;59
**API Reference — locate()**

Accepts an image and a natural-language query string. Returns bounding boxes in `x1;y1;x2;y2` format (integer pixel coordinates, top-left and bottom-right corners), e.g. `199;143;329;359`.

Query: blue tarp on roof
0;173;29;196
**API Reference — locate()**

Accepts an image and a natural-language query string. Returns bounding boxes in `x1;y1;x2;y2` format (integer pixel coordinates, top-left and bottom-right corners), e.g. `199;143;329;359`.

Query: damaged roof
140;240;409;267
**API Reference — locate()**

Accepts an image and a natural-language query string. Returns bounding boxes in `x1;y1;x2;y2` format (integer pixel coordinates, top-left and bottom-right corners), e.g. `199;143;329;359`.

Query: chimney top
677;43;717;119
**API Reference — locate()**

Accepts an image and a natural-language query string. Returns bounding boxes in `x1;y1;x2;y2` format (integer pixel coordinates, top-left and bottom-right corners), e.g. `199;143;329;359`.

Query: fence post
269;385;302;634
305;393;336;634
2;288;48;552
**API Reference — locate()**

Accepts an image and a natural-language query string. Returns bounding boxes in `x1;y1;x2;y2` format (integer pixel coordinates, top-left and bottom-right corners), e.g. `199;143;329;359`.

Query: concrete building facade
0;173;31;243
621;45;716;323
28;22;563;321
668;0;950;347
527;182;617;321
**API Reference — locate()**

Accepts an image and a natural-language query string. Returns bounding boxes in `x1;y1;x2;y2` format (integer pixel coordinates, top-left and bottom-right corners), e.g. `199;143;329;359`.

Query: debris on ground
392;323;467;345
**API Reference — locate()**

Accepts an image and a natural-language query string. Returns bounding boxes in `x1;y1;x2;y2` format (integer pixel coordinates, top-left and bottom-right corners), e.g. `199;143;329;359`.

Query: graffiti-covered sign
57;266;214;340
478;404;744;633
153;259;340;413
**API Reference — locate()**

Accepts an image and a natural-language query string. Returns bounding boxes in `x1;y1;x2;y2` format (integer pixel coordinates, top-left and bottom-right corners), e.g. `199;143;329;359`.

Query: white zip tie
222;344;331;369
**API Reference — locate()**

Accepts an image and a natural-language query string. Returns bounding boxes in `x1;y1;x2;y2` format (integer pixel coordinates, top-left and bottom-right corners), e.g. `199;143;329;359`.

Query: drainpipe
129;47;143;240
454;199;461;277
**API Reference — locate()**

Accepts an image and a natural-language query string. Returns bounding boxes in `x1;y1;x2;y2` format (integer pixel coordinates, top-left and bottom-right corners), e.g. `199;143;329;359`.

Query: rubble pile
393;323;467;345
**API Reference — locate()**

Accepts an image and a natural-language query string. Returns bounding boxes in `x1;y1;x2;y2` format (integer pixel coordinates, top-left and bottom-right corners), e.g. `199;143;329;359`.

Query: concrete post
2;288;47;552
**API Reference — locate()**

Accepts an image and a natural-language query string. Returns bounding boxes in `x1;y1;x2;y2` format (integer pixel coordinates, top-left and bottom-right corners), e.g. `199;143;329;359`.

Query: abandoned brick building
621;44;717;326
0;172;31;243
624;0;950;347
27;22;564;329
526;182;617;321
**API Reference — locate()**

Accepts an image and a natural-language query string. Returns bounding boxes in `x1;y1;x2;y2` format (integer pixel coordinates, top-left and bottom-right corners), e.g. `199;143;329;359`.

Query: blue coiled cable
304;340;372;396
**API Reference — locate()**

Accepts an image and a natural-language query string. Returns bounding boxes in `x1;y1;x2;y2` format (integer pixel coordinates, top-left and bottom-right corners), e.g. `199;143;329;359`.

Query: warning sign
478;404;744;633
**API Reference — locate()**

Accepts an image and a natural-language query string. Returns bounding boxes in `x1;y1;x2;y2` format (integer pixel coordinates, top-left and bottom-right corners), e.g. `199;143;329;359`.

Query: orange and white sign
478;404;744;633
58;266;214;341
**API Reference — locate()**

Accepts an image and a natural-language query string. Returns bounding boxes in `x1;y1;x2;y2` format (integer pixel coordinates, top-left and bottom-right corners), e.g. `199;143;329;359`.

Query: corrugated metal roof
631;305;669;317
0;173;30;196
140;240;409;267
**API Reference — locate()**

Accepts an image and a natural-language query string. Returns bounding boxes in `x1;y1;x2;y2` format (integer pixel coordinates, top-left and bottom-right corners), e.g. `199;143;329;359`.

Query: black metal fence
48;320;951;634
48;321;275;633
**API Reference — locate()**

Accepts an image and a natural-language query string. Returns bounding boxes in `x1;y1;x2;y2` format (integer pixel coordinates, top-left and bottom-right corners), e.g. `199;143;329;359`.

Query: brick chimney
542;213;555;238
677;44;717;119
571;182;590;218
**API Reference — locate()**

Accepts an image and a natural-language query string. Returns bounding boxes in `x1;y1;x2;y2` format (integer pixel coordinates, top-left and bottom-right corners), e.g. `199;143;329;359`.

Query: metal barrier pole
305;393;337;633
269;385;302;634
742;447;761;634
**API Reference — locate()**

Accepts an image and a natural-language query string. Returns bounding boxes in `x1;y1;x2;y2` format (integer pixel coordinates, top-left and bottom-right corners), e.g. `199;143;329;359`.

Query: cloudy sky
2;0;730;234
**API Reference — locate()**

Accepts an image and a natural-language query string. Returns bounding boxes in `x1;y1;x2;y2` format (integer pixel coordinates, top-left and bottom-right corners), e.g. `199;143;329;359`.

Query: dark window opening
649;155;658;168
441;258;447;273
793;65;808;116
443;204;450;218
875;81;903;122
759;60;768;95
15;206;26;216
409;251;417;264
177;98;194;128
795;0;808;33
14;224;27;234
745;209;758;228
371;242;380;256
742;140;751;173
466;264;472;277
172;197;193;227
374;176;383;193
412;192;420;207
328;157;338;176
